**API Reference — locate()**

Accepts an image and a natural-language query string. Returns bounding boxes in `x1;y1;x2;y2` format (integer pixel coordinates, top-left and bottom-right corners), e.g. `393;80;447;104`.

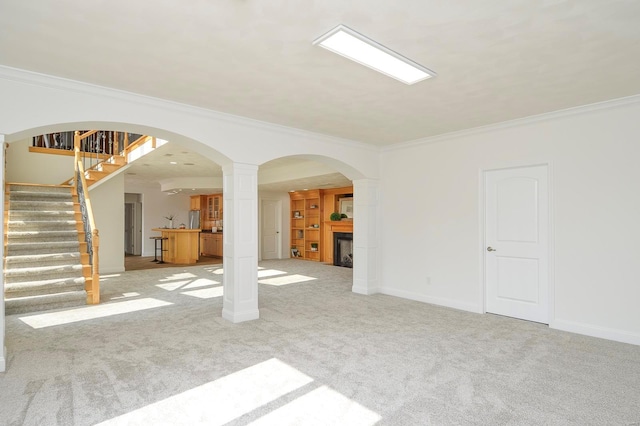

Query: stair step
8;184;72;194
7;230;79;243
4;264;84;284
96;163;121;173
9;200;75;211
87;170;108;179
9;191;72;202
9;210;78;221
107;155;126;165
6;240;81;256
5;290;87;316
7;220;78;231
5;275;85;293
5;252;82;268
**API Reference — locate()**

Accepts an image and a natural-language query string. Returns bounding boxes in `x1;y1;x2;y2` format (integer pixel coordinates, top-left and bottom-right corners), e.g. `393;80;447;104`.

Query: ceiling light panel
313;24;436;85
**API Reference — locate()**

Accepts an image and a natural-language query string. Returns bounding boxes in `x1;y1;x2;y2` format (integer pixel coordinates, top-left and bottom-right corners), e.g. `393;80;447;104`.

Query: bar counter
152;228;201;264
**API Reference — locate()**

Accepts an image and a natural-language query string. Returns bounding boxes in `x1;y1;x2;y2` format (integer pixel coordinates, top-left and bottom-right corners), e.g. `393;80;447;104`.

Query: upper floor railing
33;131;144;156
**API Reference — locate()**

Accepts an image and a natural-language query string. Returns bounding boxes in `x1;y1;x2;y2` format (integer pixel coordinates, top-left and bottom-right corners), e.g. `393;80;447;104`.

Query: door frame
478;162;555;325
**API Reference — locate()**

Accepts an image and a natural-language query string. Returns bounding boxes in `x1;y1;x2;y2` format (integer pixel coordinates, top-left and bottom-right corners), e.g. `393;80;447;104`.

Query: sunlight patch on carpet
181;286;224;299
183;278;220;289
110;292;141;300
20;298;173;329
95;358;313;426
159;272;197;282
156;280;191;291
249;385;381;426
259;274;317;286
257;269;287;278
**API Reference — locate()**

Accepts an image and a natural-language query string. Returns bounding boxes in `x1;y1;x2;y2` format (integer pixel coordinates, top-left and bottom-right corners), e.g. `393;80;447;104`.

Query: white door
485;165;549;323
261;199;280;260
124;203;134;255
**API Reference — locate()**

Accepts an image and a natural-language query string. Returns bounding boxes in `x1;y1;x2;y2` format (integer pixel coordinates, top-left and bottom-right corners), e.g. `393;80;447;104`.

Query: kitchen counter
152;228;201;264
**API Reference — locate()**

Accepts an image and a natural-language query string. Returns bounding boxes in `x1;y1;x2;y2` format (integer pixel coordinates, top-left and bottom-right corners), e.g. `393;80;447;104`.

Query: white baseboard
0;346;6;372
552;319;640;346
222;308;259;323
378;287;481;314
352;285;379;295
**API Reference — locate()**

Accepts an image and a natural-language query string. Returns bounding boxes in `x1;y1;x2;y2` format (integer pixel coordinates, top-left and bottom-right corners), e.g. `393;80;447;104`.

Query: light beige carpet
1;259;639;425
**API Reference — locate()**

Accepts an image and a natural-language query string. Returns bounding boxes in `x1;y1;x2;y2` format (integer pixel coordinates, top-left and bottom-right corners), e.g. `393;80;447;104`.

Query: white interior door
485;165;549;323
134;201;143;255
261;199;280;260
124;203;134;255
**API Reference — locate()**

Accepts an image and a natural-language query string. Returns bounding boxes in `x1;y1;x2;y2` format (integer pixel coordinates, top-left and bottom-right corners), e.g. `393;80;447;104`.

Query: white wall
0;135;6;371
90;173;125;273
5;138;74;184
380;97;640;345
125;181;191;256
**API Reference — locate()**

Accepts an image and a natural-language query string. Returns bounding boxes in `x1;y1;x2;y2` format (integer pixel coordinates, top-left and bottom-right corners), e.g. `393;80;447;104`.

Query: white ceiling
2;1;640;191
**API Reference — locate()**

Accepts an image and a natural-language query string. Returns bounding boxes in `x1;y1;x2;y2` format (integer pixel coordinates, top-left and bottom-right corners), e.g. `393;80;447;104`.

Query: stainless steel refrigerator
188;210;201;229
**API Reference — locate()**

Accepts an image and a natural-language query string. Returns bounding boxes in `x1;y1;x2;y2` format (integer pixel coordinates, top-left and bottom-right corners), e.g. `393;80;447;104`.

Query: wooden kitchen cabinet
190;195;202;210
200;232;223;257
206;194;223;221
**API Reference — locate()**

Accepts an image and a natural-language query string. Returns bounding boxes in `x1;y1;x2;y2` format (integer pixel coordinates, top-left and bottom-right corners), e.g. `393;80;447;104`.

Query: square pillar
0;135;6;371
352;178;380;295
221;163;260;323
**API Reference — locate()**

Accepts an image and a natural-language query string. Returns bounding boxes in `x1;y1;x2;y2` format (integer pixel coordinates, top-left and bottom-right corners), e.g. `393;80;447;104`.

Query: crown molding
0;65;378;153
383;93;640;152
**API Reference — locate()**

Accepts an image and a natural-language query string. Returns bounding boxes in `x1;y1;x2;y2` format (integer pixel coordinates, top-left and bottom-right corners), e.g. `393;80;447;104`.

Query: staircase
4;184;90;315
62;154;127;187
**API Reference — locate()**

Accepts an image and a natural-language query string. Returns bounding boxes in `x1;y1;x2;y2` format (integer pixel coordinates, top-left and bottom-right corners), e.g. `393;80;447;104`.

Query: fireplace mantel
323;220;353;264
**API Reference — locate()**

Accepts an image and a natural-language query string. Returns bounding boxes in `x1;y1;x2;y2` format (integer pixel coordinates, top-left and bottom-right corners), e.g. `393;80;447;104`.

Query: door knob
487;246;496;252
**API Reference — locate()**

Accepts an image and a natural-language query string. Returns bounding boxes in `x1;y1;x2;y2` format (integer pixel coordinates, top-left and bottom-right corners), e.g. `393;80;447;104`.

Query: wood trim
322;220;353;264
29;146;111;160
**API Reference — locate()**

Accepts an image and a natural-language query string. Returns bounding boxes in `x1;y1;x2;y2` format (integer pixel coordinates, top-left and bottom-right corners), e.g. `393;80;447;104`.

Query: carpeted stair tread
7;223;78;233
5;291;87;315
5;252;82;268
8;201;75;212
9;191;73;201
9;210;77;219
4;263;84;282
8;184;72;193
7;230;80;242
6;241;81;256
5;276;85;294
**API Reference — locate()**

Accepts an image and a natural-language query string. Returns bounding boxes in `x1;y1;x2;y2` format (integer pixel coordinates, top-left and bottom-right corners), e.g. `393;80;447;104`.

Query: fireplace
333;232;353;268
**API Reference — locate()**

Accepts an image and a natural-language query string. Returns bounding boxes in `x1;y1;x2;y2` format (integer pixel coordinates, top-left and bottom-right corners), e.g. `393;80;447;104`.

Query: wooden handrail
122;134;152;157
77;160;100;304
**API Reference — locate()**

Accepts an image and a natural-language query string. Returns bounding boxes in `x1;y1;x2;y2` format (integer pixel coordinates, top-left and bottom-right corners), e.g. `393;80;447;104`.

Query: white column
0;135;6;371
352;178;380;295
221;163;260;323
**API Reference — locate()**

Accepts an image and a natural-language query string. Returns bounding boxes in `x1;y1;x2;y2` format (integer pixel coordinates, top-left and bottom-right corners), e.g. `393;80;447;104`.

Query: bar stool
157;237;169;264
149;236;163;262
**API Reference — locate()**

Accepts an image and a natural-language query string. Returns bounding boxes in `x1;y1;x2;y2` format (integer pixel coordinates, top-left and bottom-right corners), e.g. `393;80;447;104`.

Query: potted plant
330;212;341;221
310;243;318;252
164;214;175;228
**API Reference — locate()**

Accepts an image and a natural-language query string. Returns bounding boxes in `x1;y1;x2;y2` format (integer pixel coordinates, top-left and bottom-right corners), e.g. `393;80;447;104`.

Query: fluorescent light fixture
313;24;436;85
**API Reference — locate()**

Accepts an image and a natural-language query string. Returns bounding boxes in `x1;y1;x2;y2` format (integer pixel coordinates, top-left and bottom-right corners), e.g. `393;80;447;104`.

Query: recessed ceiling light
170;161;177;165
313;24;436;85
